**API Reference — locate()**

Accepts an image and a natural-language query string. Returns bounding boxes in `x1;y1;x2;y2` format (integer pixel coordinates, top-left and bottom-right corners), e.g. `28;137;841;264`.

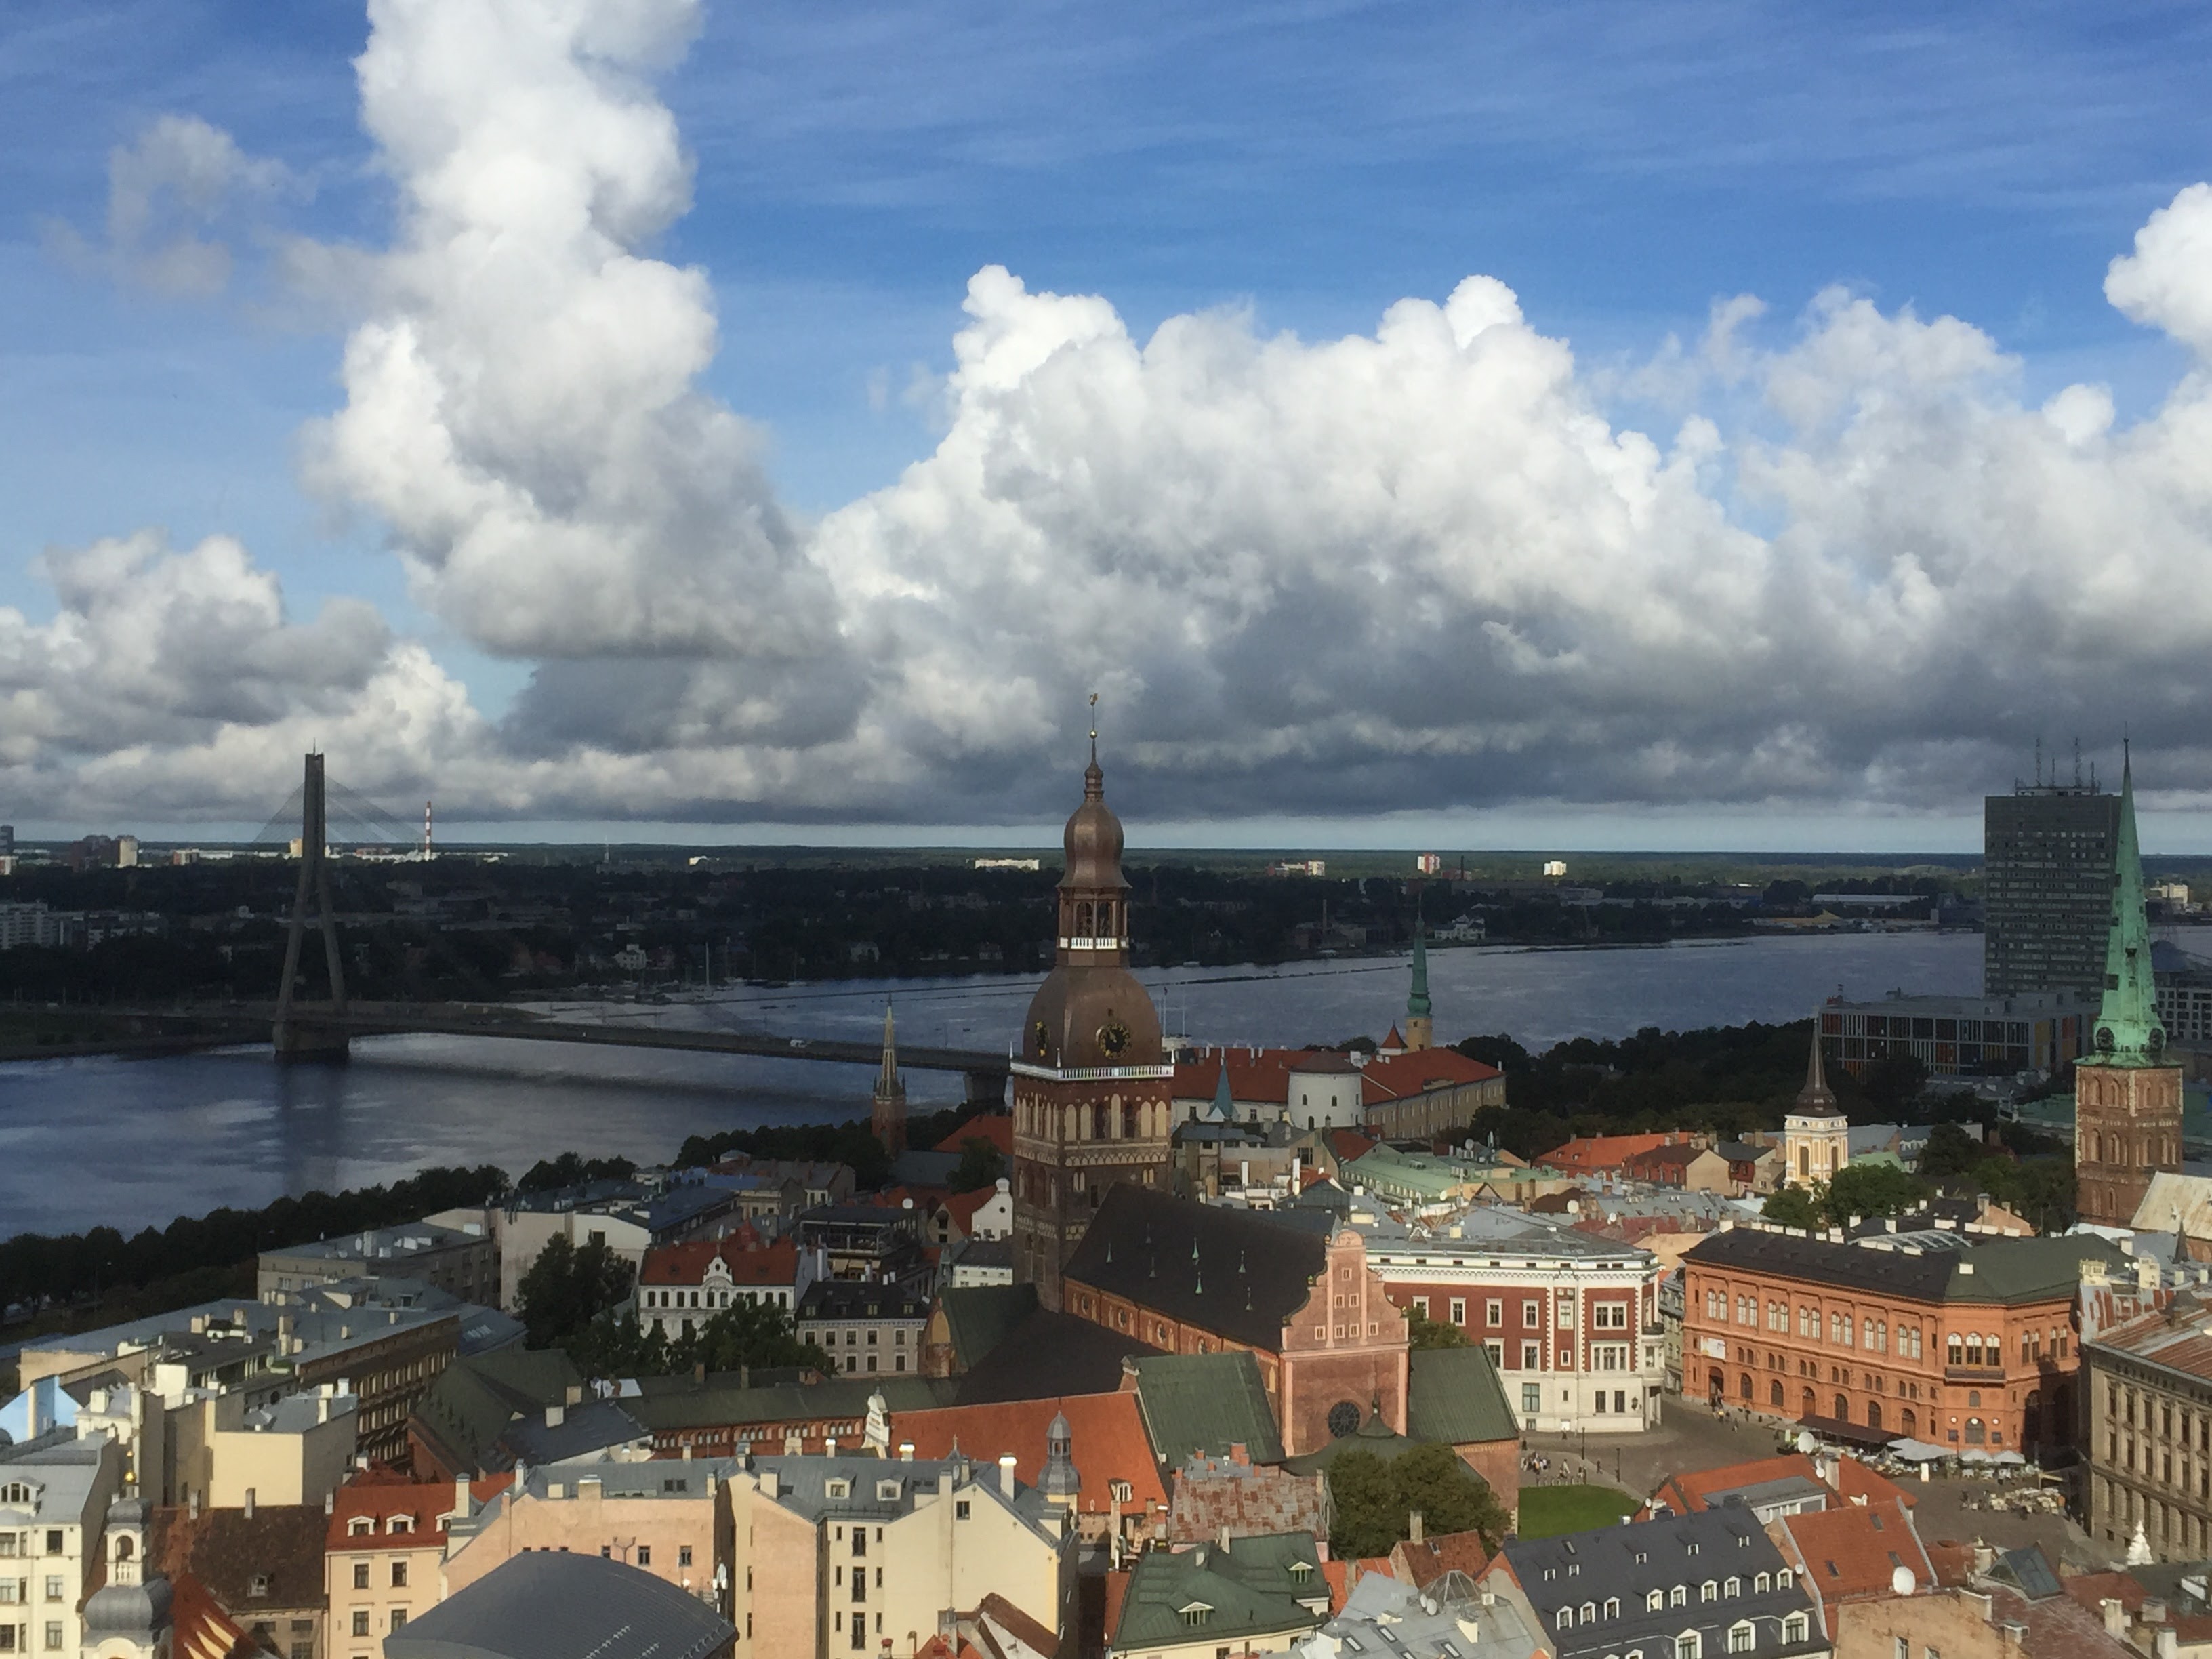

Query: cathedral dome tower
1011;723;1174;1309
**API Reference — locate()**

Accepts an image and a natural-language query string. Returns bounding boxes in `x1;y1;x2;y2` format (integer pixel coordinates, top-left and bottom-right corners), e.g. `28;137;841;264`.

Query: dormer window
1647;1591;1665;1612
1290;1563;1313;1582
1723;1576;1740;1597
1179;1604;1212;1628
348;1518;373;1536
1603;1598;1619;1619
1754;1572;1771;1593
1700;1580;1717;1603
1670;1586;1687;1609
248;1575;270;1598
388;1515;413;1534
827;1480;851;1499
876;1481;901;1501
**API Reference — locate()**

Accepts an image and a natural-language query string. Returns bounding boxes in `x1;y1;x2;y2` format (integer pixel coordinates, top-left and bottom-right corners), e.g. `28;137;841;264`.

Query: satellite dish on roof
1796;1431;1817;1454
1891;1566;1917;1596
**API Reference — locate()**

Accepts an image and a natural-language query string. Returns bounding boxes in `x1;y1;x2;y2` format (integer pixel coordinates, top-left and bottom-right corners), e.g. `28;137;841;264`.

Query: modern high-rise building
1009;733;1173;1310
1984;772;2119;998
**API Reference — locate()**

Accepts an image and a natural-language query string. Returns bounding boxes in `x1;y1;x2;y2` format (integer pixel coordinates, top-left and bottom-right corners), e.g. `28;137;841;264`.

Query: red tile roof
1643;1452;1914;1520
1544;1132;1692;1176
1390;1528;1491;1590
167;1570;258;1659
944;1185;1004;1235
891;1391;1166;1517
1359;1048;1500;1103
1327;1130;1379;1164
640;1236;798;1288
1771;1498;1933;1638
935;1115;1015;1158
1170;1050;1308;1107
325;1467;509;1552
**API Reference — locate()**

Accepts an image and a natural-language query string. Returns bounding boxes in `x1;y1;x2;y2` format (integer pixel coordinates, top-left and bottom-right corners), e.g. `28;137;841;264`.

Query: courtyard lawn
1516;1483;1639;1538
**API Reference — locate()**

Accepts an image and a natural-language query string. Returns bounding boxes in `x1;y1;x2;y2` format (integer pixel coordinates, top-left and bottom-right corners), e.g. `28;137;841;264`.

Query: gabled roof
410;1348;585;1475
935;1284;1040;1370
1130;1353;1284;1466
1685;1226;2133;1305
640;1235;798;1287
325;1467;509;1552
1112;1532;1329;1652
1406;1345;1518;1446
956;1307;1161;1404
944;1184;1007;1234
1770;1498;1933;1638
935;1113;1015;1159
1644;1452;1913;1520
1541;1133;1684;1174
167;1571;258;1659
1064;1186;1327;1351
1390;1528;1492;1591
152;1502;327;1615
1358;1048;1500;1103
892;1391;1166;1516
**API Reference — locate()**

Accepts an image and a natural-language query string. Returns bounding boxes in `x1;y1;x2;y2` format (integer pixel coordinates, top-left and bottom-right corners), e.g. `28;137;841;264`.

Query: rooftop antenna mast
2074;739;2084;790
2034;735;2043;787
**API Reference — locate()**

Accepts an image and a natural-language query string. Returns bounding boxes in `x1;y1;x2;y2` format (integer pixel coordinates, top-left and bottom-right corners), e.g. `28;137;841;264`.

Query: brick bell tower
2075;749;2183;1226
1010;719;1174;1310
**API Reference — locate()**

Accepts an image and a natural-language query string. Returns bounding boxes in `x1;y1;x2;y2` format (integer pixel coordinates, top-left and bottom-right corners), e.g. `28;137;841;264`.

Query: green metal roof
1406;1345;1519;1447
1279;1403;1423;1475
413;1348;583;1471
1111;1532;1328;1654
1131;1353;1284;1466
2089;752;2169;1065
626;1374;956;1433
936;1283;1039;1370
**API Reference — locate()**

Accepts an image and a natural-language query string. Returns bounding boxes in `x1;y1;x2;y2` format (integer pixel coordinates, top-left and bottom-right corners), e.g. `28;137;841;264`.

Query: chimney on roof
453;1478;472;1522
546;1404;565;1429
1409;1510;1424;1544
188;1489;200;1520
2104;1599;2127;1638
999;1454;1017;1496
323;1490;333;1517
243;1489;255;1519
900;1443;915;1462
760;1470;779;1499
565;1383;583;1407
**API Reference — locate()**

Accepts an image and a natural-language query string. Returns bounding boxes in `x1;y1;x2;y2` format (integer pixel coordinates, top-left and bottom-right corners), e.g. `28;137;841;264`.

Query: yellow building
1782;1029;1849;1189
733;1450;1074;1659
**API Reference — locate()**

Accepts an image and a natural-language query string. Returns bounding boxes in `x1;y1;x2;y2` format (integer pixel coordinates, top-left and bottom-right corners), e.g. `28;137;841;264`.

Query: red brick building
1061;1185;1409;1456
1683;1224;2131;1456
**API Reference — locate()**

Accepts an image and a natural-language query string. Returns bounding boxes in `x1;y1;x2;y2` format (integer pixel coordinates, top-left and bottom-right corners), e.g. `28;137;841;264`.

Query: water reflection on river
0;930;1979;1237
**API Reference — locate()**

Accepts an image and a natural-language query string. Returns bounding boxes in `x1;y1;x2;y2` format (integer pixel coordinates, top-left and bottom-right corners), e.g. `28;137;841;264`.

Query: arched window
1092;1103;1109;1139
1740;1373;1753;1401
114;1537;134;1562
1901;1408;1917;1435
1966;1417;1986;1445
1867;1400;1883;1430
1948;1334;1964;1366
1801;1386;1816;1416
1123;1101;1139;1137
1835;1393;1849;1419
1076;901;1093;937
1769;1380;1784;1408
1097;900;1115;936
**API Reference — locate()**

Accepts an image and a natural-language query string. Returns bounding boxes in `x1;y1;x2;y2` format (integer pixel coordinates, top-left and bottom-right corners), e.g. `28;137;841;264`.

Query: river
0;930;1980;1238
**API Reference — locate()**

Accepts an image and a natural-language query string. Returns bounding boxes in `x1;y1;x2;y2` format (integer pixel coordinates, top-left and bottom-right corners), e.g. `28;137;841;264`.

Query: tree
1323;1446;1511;1558
1389;1443;1511;1552
518;1152;636;1194
1325;1451;1405;1559
1455;1033;1533;1073
517;1235;634;1350
949;1134;1006;1193
1821;1161;1926;1225
1859;1054;1929;1116
1761;1185;1820;1230
1406;1311;1468;1350
1919;1120;1984;1181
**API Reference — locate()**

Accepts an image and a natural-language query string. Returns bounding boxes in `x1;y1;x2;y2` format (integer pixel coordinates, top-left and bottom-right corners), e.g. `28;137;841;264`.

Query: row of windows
1701;1287;2069;1364
0;1535;64;1559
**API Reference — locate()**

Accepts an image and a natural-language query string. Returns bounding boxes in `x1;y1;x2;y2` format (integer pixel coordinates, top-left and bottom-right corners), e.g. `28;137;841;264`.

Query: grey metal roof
1686;1226;2133;1305
1064;1187;1326;1351
382;1551;734;1659
1500;1507;1816;1659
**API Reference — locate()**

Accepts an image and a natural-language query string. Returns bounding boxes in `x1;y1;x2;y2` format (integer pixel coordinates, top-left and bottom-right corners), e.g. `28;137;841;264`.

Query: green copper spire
1407;901;1431;1021
2090;748;2167;1065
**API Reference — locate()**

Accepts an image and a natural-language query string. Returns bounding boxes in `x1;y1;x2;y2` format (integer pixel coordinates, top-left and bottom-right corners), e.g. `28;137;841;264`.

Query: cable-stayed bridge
83;755;1011;1103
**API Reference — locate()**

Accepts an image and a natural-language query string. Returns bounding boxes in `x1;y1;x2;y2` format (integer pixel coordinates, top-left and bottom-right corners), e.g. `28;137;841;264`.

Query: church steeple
872;999;907;1157
1403;899;1433;1052
2091;748;2166;1064
1797;1025;1839;1115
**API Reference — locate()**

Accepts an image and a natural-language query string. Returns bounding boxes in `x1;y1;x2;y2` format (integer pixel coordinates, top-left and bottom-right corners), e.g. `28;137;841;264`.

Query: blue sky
3;1;2212;846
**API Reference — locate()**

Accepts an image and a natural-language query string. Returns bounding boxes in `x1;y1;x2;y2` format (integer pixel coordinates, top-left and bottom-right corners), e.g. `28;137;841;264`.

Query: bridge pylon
273;752;351;1060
